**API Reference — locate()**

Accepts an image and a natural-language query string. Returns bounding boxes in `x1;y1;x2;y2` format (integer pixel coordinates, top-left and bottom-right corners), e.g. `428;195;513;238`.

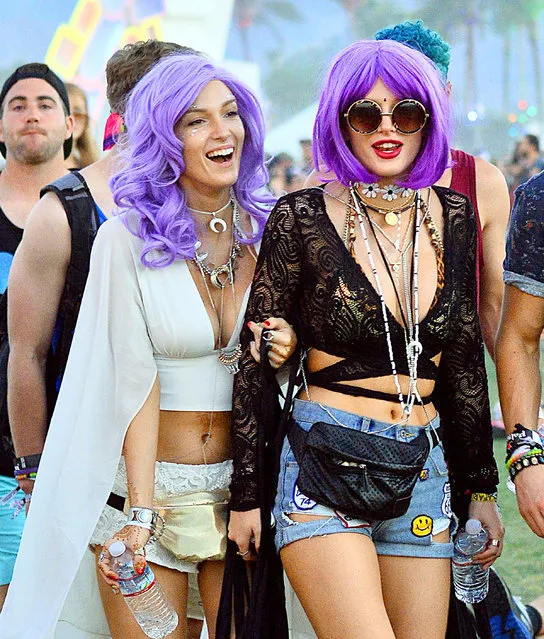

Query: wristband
470;492;497;502
13;453;42;472
14;466;39;479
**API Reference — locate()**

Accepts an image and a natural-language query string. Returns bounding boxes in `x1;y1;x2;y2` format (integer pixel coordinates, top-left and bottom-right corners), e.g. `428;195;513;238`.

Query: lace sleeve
230;194;303;511
437;202;499;513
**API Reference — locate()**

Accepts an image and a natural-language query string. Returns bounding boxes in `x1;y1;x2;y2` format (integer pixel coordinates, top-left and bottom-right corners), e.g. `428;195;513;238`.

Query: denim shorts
0;475;26;585
273;400;455;558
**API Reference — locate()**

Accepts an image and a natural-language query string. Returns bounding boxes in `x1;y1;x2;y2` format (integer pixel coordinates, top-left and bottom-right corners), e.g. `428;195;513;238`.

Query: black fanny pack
288;419;439;521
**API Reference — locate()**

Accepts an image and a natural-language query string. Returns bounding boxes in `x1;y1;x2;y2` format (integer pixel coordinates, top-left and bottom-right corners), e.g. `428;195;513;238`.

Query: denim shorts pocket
426;444;449;477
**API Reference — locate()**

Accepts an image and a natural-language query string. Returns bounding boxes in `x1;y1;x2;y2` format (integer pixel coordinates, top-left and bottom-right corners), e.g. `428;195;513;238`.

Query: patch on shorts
419;468;429;481
411;514;433;537
293;483;317;510
441;482;452;517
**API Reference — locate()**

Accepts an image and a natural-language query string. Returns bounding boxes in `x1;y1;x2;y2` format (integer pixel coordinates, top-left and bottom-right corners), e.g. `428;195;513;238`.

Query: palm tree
489;0;544;114
351;0;410;39
233;0;302;62
415;0;486;113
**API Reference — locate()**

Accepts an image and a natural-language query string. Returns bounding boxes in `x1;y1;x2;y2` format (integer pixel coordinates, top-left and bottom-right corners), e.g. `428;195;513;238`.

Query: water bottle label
118;568;155;597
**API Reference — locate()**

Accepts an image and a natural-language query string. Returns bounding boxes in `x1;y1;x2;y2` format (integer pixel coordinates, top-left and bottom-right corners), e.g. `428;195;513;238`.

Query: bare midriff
157;410;232;465
302;348;441;426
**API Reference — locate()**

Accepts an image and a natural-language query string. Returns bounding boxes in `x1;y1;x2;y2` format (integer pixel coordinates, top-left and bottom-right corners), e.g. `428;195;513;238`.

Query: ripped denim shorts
273;399;455;558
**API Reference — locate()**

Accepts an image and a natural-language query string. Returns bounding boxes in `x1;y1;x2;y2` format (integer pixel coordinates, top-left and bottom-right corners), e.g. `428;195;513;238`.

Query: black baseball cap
0;63;73;159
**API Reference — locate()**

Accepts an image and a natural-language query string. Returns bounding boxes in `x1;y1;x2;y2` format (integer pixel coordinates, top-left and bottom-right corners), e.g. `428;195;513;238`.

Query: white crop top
111;215;250;411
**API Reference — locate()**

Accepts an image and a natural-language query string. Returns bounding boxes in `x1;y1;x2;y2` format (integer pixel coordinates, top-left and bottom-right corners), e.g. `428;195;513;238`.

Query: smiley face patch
411;514;433;537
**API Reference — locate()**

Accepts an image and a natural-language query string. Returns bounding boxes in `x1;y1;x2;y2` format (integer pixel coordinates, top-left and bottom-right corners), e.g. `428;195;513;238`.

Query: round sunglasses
344;98;429;135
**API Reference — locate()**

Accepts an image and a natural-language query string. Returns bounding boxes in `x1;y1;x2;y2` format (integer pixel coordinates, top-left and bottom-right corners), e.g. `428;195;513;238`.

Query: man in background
0;62;73;611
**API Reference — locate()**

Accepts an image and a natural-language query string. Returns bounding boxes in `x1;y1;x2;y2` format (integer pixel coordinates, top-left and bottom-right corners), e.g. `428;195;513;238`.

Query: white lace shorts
90;457;233;575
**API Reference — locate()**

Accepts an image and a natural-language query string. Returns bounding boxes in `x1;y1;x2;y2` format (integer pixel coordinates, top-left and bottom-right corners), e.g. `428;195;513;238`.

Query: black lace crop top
231;186;498;512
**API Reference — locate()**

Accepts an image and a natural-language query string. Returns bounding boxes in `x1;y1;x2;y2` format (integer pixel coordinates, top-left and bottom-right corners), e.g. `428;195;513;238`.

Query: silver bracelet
125;506;165;542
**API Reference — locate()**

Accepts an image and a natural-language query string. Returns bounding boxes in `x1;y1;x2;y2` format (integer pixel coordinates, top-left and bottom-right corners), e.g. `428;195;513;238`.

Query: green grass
485;352;544;602
492;438;544;602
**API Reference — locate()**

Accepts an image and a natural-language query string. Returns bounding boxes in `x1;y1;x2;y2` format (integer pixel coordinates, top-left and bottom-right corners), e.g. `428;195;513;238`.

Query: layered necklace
192;193;243;375
349;185;426;419
193;197;242;290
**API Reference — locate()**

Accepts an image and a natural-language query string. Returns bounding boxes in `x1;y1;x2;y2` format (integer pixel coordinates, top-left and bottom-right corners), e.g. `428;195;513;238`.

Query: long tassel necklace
351;185;422;420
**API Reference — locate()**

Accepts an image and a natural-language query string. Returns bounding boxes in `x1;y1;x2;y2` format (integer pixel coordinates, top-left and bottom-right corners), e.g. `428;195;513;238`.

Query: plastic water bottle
109;540;178;638
452;518;489;604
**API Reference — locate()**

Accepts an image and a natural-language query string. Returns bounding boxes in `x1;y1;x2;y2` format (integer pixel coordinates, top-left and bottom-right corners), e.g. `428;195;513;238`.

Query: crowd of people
0;17;542;639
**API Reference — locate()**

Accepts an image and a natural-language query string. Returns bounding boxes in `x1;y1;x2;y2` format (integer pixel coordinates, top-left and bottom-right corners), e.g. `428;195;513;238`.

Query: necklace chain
193;198;242;289
350;186;424;419
187;188;234;233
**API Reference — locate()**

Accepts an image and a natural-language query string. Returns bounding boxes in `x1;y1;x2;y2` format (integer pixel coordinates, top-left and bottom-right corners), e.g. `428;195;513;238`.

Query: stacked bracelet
125;506;165;543
470;492;498;502
13;453;42;471
505;424;544;482
13;466;38;481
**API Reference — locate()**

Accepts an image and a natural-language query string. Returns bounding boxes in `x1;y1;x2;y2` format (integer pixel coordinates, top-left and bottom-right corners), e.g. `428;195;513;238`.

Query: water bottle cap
109;541;127;557
465;518;482;535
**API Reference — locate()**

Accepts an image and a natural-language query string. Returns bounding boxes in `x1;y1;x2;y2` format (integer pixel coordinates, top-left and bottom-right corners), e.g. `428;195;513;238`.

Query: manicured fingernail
136;565;144;575
264;320;271;326
247;321;253;327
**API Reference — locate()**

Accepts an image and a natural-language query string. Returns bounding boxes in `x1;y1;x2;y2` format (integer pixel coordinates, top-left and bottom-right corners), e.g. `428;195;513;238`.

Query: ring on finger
262;330;274;342
133;547;146;557
489;538;500;547
99;551;107;562
237;549;250;557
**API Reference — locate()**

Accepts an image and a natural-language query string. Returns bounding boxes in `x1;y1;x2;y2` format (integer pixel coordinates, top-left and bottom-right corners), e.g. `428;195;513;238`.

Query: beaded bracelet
470;492;498;502
506;447;543;472
14;466;38;481
508;453;544;481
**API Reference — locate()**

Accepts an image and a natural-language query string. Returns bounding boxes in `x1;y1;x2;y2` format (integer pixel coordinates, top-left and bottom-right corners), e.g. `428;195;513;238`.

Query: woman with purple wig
0;53;295;639
228;40;503;638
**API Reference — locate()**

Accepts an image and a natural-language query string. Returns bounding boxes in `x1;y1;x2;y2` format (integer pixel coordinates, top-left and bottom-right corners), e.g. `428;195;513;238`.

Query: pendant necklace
355;185;416;227
195;236;242;375
187;190;233;233
193;198;242;289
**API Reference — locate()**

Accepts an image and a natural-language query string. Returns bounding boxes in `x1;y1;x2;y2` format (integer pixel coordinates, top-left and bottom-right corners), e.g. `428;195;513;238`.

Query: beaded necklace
350;185;424;419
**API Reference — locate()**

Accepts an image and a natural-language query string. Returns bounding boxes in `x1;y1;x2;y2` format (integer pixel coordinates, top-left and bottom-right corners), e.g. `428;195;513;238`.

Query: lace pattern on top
230;187;498;511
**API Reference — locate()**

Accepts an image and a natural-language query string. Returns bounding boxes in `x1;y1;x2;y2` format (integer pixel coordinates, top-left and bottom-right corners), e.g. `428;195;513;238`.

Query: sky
1;1;543;158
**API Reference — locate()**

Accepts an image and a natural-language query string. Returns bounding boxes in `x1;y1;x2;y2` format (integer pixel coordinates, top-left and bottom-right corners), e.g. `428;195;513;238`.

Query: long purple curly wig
111;53;273;267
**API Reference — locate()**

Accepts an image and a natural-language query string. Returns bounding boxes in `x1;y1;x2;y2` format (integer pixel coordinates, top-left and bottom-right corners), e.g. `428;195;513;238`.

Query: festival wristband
470;492;497;502
13;453;42;472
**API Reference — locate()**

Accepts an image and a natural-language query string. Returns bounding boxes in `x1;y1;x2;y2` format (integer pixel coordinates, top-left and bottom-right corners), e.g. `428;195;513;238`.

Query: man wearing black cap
0;62;73;610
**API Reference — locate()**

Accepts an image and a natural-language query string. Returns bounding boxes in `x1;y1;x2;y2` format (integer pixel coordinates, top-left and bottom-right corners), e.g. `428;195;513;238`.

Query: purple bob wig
314;39;451;189
111;54;273;267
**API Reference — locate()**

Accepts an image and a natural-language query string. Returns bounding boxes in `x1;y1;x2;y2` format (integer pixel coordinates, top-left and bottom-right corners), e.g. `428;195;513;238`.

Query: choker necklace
187;193;233;233
193;198;242;289
359;182;413;202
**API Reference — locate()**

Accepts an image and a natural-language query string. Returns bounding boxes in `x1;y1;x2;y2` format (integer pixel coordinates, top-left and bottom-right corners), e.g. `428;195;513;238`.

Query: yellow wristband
470;492;497;502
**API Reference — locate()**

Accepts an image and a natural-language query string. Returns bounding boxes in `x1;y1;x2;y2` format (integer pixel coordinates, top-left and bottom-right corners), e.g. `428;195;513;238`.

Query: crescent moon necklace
193;197;242;289
187;192;233;233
